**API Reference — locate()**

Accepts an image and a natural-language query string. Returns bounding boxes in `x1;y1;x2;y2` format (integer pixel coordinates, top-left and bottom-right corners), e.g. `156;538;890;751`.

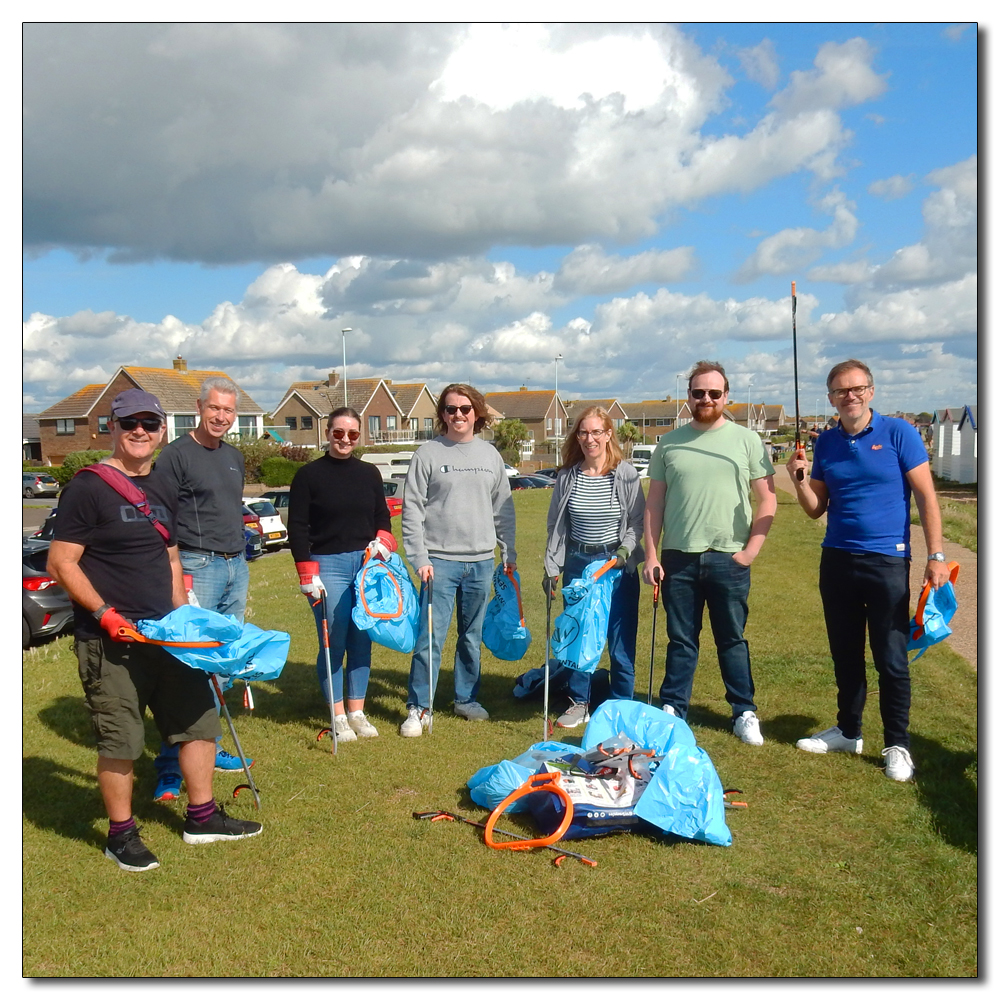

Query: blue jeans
560;545;639;703
819;548;911;748
658;550;756;720
407;558;493;710
306;550;371;706
155;551;249;777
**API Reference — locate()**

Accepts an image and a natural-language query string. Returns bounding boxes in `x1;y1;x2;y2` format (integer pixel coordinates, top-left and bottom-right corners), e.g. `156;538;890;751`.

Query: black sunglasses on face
444;404;474;415
116;417;162;432
690;388;724;400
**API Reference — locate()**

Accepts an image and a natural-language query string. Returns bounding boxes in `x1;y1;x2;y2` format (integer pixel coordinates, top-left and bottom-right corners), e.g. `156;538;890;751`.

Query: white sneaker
733;710;764;746
399;706;429;738
796;726;863;755
882;745;914;781
347;710;379;738
454;701;489;722
661;704;678;717
333;714;357;743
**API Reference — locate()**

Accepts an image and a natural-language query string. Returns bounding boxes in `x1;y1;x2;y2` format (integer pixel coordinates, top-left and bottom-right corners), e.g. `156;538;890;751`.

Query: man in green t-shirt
642;361;777;745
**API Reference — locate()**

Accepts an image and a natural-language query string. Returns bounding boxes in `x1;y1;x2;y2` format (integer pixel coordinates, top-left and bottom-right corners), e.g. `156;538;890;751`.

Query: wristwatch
927;552;946;563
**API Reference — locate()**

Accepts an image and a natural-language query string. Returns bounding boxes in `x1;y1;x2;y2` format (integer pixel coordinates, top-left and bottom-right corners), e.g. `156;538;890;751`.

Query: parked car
23;472;60;499
533;468;559;480
361;452;413;483
260;488;290;526
382;480;404;517
31;507;59;540
22;538;73;648
509;475;550;490
503;463;520;478
242;505;265;560
243;497;287;550
520;474;555;488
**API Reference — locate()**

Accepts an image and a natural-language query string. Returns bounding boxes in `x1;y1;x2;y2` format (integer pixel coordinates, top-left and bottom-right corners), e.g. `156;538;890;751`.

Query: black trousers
818;547;912;748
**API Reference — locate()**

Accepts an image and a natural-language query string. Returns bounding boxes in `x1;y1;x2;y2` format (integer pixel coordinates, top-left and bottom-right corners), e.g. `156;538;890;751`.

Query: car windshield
382;482;399;496
249;501;277;517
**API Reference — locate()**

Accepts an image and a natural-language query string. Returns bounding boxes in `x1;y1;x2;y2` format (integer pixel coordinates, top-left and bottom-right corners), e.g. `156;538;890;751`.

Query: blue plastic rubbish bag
907;568;959;662
549;558;621;674
351;552;421;654
137;605;289;683
482;564;531;661
468;740;581;812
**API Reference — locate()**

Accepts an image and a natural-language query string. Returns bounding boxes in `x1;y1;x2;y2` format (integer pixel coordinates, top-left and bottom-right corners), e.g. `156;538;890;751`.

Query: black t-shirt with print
54;467;178;639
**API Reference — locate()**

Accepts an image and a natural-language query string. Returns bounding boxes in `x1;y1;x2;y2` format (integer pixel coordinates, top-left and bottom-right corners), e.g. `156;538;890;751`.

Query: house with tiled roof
271;372;406;449
387;382;439;443
484;387;570;449
564;398;629;429
618;399;691;440
23;413;42;462
724;402;768;434
36;357;265;464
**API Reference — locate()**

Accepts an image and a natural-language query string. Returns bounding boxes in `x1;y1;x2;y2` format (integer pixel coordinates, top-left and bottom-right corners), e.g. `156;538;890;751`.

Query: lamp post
747;375;754;429
341;328;352;406
675;372;684;427
554;353;563;451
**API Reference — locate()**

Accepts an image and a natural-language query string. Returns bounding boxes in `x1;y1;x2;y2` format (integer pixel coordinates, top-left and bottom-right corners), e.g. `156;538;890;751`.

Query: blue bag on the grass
482;564;531;661
468;740;581;812
907;563;959;662
137;605;289;683
351;552;420;654
549;557;621;674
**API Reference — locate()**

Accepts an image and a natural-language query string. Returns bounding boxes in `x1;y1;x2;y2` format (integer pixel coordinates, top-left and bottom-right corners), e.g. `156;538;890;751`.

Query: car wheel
23;616;30;649
24;487;33;498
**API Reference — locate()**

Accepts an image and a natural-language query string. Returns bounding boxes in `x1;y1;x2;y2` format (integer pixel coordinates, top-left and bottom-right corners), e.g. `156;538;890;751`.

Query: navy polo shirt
811;410;929;559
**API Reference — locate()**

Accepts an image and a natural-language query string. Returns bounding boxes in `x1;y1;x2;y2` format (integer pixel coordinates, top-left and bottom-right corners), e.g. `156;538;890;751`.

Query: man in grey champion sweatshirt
399;383;517;737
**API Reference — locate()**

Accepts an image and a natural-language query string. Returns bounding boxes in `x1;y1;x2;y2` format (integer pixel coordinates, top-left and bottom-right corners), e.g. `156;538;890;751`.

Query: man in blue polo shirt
787;359;950;781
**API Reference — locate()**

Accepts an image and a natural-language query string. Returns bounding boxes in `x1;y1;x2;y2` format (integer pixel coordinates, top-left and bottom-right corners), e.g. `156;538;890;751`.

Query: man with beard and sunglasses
643;361;777;745
399;383;517;737
47;389;262;871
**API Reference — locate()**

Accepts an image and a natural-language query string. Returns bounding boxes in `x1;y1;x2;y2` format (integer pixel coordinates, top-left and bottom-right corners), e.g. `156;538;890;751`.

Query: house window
410;418;418;431
301;416;313;431
285;416;297;430
238;416;256;437
56;419;74;435
174;415;196;437
98;416;110;434
546;418;553;432
387;415;397;431
368;415;381;438
424;417;434;432
656;418;667;426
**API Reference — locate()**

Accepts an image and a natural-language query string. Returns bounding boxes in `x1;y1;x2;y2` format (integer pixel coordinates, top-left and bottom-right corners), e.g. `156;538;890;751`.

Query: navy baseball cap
111;388;167;421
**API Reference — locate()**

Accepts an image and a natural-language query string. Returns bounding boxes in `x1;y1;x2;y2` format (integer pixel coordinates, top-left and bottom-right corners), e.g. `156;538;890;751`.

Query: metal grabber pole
792;280;804;481
426;576;434;735
647;566;661;705
543;581;553;740
210;674;261;809
314;592;338;755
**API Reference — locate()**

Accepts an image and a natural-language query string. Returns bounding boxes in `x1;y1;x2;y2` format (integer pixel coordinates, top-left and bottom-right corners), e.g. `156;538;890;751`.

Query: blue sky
22;21;978;417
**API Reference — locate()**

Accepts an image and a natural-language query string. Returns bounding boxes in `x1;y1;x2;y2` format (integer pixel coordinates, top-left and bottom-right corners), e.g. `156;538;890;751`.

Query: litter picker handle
116;625;223;648
791;280;804;482
652;565;661;605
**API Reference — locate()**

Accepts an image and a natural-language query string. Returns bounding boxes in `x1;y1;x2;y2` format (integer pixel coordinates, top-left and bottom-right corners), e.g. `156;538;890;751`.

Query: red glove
296;561;325;600
98;606;135;642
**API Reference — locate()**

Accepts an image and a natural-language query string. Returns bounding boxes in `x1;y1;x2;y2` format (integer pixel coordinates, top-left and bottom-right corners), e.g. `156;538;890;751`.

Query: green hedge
260;456;306;487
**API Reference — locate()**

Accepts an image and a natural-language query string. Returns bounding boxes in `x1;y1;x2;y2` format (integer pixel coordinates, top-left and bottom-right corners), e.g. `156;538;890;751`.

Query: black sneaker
105;826;160;872
183;803;263;845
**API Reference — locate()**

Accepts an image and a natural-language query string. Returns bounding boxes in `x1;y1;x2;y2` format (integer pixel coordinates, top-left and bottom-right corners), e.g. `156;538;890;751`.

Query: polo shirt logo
871;444;882;450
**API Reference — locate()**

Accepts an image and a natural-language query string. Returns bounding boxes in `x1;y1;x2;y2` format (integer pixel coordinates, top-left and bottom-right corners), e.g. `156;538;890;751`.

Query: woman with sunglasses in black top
288;407;396;742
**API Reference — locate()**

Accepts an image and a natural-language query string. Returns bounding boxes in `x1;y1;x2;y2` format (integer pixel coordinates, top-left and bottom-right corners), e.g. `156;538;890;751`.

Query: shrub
499;448;521;467
260;456;306;487
62;450;112;476
279;444;313;463
230;439;284;482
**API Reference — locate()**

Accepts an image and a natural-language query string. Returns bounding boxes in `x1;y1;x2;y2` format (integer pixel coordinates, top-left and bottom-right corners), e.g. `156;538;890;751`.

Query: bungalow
564;398;630;430
36;357;265;464
484;388;570;452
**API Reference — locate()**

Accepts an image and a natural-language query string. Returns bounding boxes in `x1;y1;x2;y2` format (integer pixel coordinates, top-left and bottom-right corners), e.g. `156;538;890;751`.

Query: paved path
774;474;977;669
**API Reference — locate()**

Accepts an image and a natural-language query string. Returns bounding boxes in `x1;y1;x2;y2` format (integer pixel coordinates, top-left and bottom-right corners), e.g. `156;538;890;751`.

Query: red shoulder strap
77;464;171;543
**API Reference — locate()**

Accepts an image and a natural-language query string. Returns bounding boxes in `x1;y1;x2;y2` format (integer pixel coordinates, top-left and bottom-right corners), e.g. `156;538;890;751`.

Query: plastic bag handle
912;560;960;639
484;771;574;851
504;565;527;626
357;559;405;620
591;557;619;583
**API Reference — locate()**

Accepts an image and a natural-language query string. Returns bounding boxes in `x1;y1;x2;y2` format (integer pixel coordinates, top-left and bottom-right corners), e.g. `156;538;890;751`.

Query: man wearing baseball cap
47;388;262;871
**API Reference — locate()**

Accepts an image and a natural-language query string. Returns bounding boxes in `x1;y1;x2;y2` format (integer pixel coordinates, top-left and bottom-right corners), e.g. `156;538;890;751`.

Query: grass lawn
22;490;977;977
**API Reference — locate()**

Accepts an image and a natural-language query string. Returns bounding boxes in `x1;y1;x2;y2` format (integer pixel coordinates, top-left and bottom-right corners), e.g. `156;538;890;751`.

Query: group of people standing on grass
45;356;951;874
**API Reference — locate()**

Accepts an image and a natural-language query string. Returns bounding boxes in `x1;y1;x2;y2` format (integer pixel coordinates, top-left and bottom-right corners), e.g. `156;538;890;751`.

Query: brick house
37;357;265;464
619;399;690;440
386;382;439;443
484;388;570;451
564;398;630;430
724;402;768;435
271;373;406;449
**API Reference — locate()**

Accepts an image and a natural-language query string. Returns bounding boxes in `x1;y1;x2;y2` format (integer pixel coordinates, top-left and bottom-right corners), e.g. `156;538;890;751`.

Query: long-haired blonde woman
542;406;644;727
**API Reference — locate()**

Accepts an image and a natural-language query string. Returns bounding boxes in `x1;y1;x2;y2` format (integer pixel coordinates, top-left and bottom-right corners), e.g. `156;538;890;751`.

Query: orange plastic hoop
504;565;527;626
483;771;574;851
357;558;404;620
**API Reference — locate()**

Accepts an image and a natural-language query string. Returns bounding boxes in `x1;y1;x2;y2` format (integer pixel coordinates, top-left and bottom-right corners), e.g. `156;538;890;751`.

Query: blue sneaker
153;772;182;802
215;748;254;772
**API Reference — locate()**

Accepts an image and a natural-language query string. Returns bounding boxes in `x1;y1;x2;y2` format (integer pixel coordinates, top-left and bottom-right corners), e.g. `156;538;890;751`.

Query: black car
22;538;74;648
533;468;559;480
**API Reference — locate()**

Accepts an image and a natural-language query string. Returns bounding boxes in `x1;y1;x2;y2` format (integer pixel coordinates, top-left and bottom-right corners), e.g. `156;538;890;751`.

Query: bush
230;439;284;482
499;448;521;467
260;456;306;487
62;450;113;476
280;444;313;463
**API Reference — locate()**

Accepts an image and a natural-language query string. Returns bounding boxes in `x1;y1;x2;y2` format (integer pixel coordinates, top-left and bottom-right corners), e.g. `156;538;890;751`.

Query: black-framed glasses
577;428;609;439
444;404;474;416
330;428;361;441
116;417;162;432
830;384;872;400
690;388;724;400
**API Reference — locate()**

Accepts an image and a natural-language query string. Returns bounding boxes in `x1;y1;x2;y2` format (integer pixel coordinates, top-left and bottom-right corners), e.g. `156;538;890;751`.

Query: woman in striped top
542;407;645;728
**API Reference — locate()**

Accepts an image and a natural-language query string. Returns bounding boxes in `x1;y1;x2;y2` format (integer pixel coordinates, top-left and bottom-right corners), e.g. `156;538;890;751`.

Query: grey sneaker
454;701;489;722
733;710;764;746
348;710;379;738
796;726;863;755
556;699;589;729
400;706;429;737
882;745;914;781
334;714;358;743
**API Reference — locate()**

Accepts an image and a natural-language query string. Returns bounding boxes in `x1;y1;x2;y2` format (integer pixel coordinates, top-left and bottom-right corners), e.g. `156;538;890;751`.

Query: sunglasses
690;388;724;400
444;404;474;416
116;417;162;432
330;428;361;441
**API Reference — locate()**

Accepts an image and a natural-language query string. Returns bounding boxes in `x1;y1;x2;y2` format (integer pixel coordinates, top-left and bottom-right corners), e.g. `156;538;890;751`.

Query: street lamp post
747;375;754;429
341;328;352;406
554;353;563;452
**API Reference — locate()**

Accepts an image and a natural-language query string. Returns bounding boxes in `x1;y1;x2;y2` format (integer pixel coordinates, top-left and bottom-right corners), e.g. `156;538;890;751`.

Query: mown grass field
22;489;977;977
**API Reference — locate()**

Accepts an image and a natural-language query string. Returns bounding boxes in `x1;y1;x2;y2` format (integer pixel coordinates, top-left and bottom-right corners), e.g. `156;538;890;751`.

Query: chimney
173;356;187;371
328;371;340;387
519;385;528;392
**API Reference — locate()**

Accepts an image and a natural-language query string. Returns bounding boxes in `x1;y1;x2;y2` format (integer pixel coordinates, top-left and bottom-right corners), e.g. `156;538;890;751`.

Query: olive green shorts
75;636;222;759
